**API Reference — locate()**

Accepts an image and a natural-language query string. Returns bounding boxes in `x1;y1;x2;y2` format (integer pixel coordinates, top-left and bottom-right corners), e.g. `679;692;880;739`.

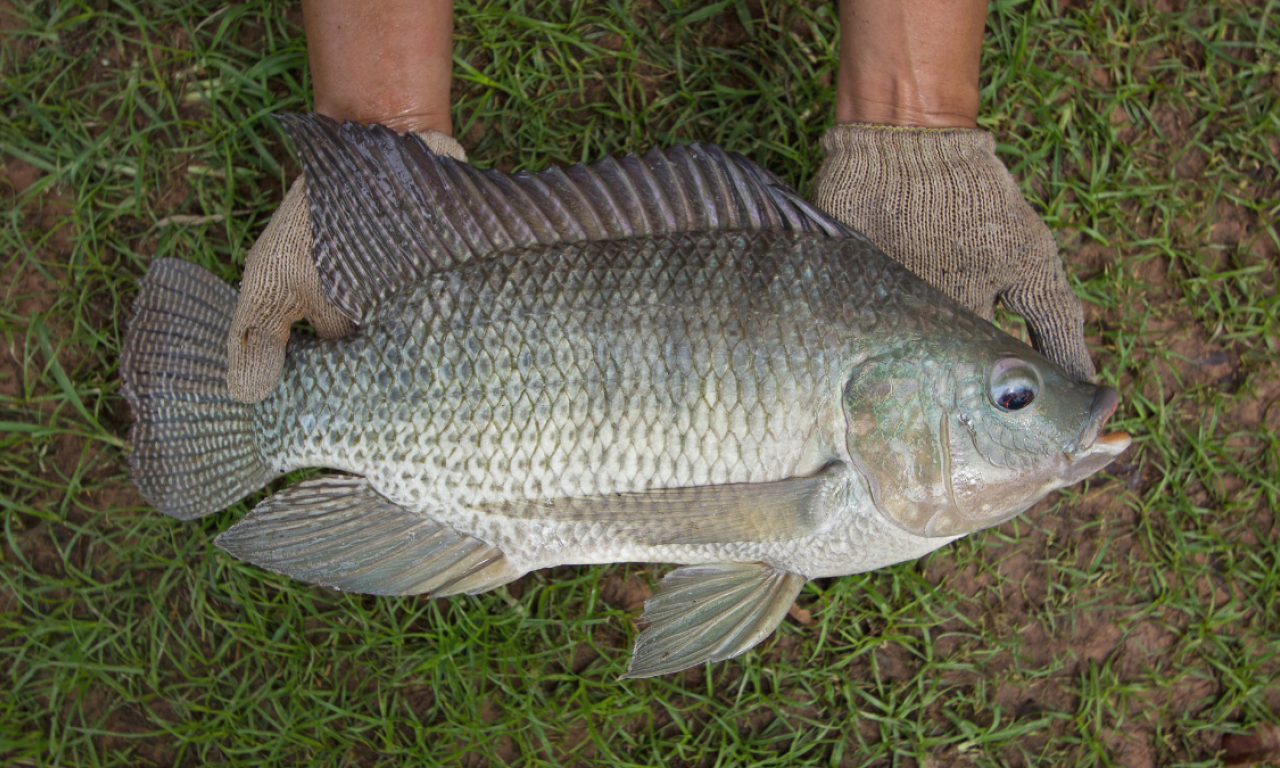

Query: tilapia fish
121;115;1130;678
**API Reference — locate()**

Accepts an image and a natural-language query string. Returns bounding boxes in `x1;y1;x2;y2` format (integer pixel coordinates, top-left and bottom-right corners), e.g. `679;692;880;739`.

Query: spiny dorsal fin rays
437;156;521;254
277;114;863;324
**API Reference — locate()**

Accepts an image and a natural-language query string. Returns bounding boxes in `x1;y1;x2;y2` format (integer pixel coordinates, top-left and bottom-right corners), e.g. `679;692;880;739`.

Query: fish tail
120;258;274;519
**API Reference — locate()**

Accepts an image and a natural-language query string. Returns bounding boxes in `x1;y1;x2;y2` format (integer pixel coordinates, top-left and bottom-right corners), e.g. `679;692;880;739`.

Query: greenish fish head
843;341;1131;539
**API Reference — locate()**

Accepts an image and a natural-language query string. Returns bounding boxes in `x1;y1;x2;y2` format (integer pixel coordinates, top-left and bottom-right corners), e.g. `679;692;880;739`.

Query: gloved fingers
812;124;1005;321
812;123;1096;380
963;144;1096;380
227;236;356;402
228;301;295;403
227;130;463;403
1001;256;1096;382
228;177;336;403
307;289;358;339
417;130;468;162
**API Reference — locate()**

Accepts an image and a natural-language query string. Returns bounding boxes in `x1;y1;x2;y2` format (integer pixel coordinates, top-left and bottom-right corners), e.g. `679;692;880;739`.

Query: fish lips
1062;385;1131;479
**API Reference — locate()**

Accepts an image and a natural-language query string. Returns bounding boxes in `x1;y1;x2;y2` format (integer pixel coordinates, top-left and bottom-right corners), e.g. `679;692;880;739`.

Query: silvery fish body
260;232;948;578
122;116;1129;678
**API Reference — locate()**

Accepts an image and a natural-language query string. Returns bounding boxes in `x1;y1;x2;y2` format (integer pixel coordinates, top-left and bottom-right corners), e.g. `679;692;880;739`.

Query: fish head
843;340;1130;538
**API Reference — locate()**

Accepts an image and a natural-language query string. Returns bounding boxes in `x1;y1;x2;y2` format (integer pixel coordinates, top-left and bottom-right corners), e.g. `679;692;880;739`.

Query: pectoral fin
622;563;806;679
215;476;522;596
495;461;854;546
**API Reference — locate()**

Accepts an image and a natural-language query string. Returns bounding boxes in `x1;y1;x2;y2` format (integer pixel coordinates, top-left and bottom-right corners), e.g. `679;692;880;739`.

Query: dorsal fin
277;113;860;322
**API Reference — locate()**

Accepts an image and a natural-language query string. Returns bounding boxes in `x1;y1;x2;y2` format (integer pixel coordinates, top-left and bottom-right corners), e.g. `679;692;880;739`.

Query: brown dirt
1223;724;1280;767
599;573;653;611
0;149;141;522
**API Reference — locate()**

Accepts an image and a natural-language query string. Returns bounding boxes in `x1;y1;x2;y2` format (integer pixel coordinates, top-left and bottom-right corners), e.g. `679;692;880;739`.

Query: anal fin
622;563;806;679
215;476;522;597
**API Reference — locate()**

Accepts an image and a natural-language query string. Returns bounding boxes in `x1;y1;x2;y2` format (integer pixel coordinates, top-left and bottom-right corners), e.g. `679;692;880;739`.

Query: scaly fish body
122;116;1129;677
256;232;950;577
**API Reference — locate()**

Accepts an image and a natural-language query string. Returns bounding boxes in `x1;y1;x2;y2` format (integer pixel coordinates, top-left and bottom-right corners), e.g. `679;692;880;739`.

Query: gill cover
843;350;969;537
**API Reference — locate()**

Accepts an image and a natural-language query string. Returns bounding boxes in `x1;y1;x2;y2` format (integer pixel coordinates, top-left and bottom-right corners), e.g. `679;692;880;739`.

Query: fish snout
1066;385;1130;461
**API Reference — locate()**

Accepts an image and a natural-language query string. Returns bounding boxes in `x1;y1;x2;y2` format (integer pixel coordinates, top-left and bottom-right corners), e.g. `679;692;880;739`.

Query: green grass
2;0;1277;765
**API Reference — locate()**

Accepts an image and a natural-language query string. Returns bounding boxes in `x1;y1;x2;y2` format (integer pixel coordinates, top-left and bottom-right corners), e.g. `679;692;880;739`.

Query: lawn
1;1;1277;766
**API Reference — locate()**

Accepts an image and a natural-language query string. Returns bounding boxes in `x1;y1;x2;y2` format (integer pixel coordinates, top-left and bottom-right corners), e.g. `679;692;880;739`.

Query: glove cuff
818;122;997;165
414;130;467;163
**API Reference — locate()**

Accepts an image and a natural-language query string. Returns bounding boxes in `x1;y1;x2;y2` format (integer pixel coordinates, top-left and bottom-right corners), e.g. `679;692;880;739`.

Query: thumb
1001;248;1096;382
227;177;311;403
228;299;294;403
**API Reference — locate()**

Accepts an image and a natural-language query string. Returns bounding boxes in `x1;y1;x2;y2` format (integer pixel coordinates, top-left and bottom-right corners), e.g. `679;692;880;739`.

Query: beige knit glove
227;130;467;403
811;124;1095;382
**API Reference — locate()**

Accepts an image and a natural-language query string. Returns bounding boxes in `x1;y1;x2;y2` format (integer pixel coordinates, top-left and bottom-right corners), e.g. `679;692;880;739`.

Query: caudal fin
120;258;274;519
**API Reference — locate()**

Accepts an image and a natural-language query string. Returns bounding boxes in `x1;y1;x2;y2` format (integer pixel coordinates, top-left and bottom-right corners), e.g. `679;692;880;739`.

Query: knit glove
227;130;467;403
810;123;1095;381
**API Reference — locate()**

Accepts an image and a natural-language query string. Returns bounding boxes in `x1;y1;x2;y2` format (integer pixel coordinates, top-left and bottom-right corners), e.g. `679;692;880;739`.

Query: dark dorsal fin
277;113;860;322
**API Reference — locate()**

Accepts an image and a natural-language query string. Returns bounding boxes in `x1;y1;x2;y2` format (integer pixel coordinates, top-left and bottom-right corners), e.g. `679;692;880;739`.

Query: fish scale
122;116;1129;677
256;232;876;540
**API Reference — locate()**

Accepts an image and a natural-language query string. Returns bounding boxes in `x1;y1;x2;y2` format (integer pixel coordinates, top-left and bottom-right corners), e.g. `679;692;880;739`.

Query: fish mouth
1066;385;1131;461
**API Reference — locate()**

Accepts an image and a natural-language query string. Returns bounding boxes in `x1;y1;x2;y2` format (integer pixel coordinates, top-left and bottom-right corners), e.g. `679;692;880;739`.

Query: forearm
836;0;988;128
301;0;455;135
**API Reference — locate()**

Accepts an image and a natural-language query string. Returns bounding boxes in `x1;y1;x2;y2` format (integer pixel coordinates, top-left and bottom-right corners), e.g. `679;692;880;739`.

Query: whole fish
121;115;1130;678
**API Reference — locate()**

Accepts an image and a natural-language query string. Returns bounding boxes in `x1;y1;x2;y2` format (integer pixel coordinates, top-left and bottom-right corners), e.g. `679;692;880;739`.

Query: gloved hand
227;130;467;403
810;123;1095;382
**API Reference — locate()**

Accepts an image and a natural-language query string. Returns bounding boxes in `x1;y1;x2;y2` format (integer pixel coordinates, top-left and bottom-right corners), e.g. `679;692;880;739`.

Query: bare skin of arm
304;0;984;133
302;0;456;134
836;0;988;128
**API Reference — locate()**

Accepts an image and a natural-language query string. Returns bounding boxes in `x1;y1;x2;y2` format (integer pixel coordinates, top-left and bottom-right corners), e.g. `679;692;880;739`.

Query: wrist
303;0;455;136
835;75;979;129
819;122;995;165
309;100;454;136
834;0;985;129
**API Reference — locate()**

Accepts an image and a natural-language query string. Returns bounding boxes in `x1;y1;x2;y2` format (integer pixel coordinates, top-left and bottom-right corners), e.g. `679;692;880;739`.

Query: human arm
812;0;1095;381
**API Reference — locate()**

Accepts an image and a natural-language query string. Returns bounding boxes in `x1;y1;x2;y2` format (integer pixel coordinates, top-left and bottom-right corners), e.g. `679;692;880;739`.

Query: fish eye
989;358;1040;413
